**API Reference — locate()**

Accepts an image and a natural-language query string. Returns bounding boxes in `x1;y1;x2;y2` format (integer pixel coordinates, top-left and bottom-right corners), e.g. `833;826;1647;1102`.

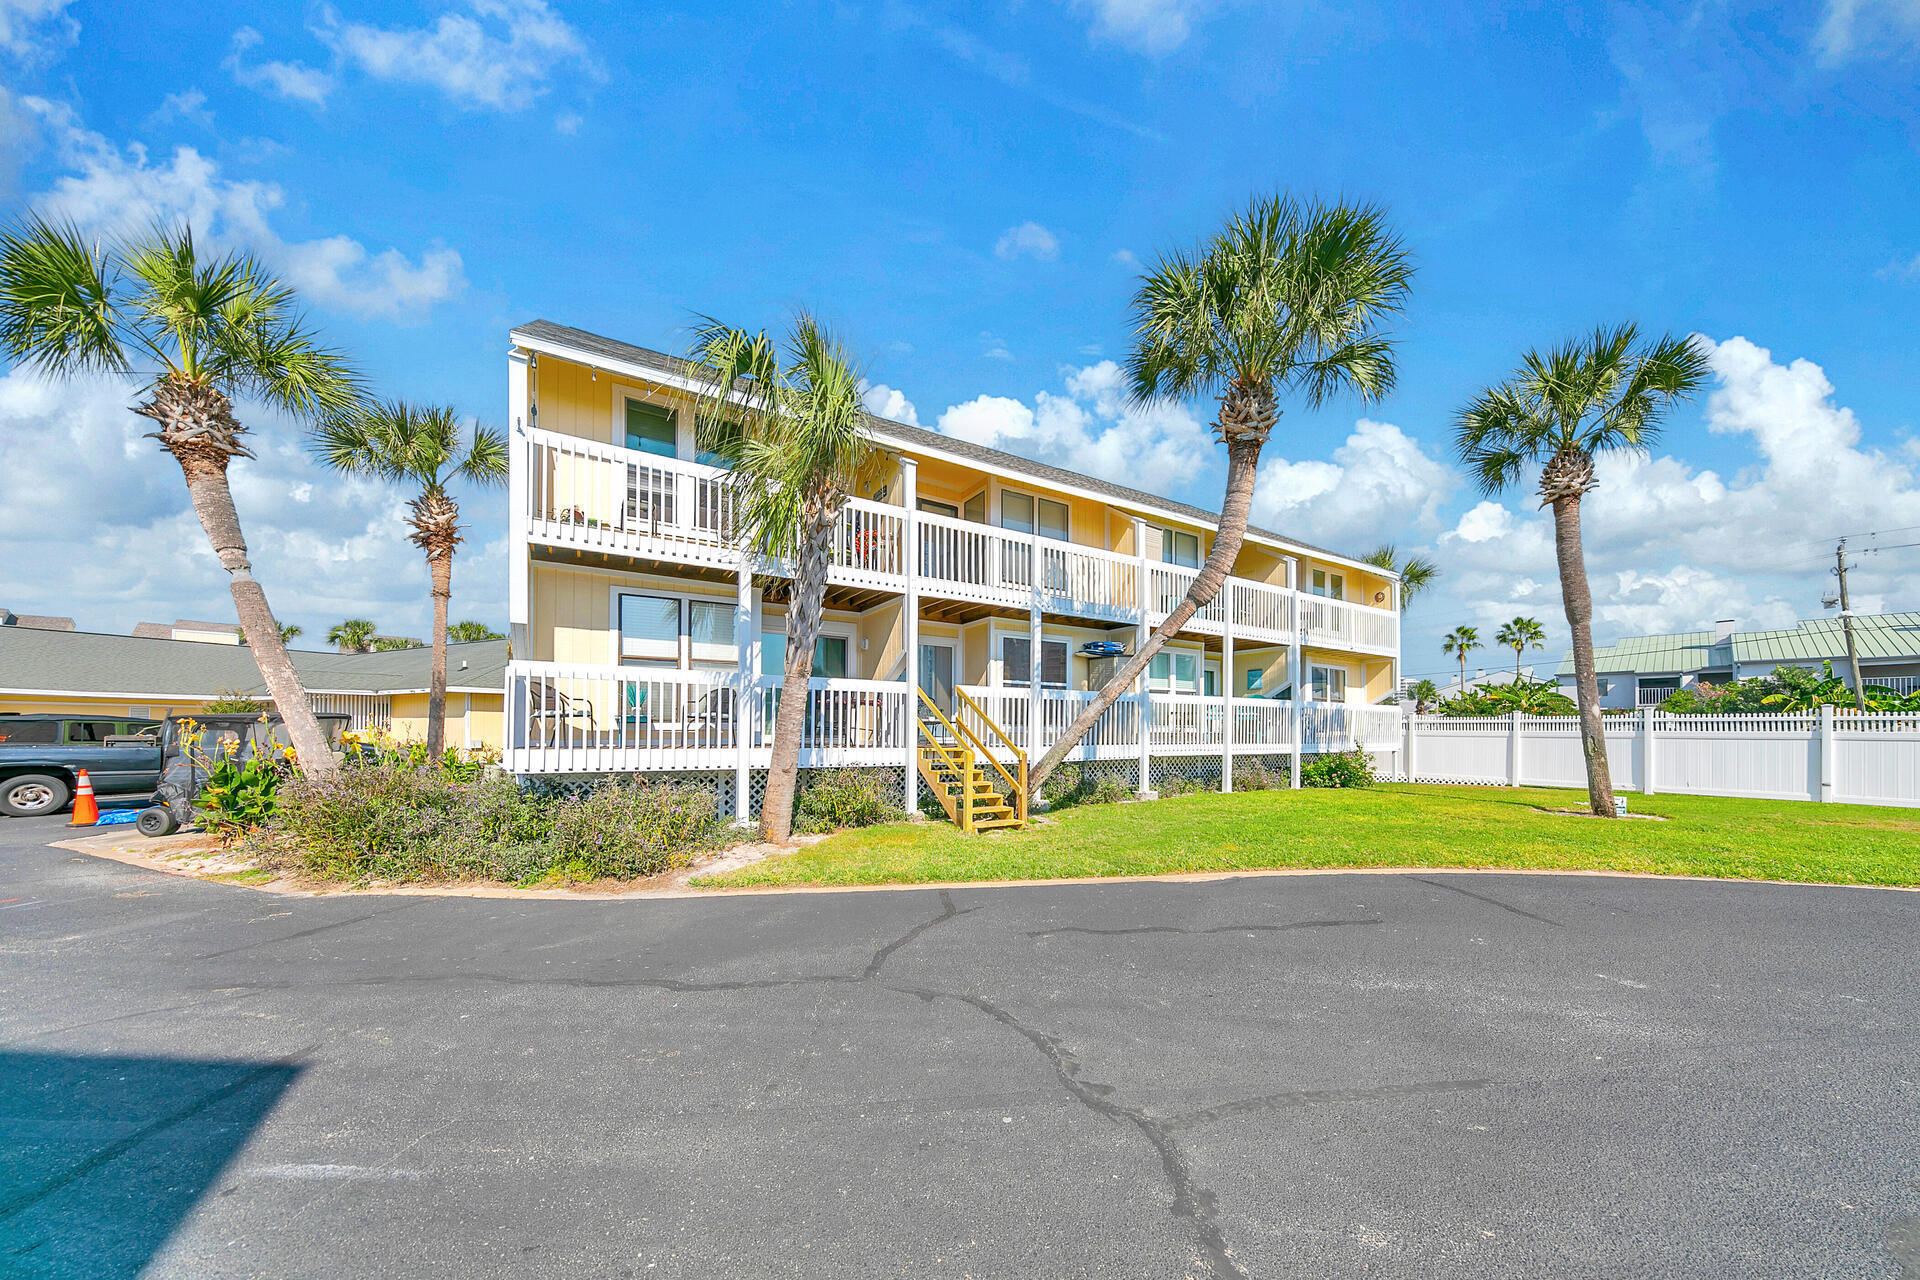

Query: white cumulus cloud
933;360;1213;489
0;0;76;62
21;97;465;322
314;0;599;111
1251;418;1455;546
994;221;1059;262
225;27;336;107
861;382;919;426
1070;0;1205;53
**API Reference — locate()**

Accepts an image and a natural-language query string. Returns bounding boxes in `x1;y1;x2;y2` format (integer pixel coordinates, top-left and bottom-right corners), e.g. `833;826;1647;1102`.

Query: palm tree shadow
0;1050;303;1278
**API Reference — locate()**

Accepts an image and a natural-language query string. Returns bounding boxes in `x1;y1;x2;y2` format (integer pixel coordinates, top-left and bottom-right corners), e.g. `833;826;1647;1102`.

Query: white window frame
1309;663;1348;703
999;634;1069;689
999;486;1070;542
1161;527;1201;568
1148;647;1203;695
610;585;743;670
612;382;686;459
1310;568;1346;601
760;617;856;679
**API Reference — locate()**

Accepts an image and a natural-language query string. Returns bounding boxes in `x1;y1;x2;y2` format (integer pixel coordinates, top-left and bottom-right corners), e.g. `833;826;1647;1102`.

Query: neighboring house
0;610;75;632
1423;666;1539;702
0;628;509;749
131;619;242;645
504;320;1404;813
1555;613;1920;708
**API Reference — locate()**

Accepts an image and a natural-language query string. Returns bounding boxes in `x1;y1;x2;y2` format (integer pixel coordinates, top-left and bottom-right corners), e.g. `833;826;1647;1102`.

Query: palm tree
1408;678;1440;714
329;618;376;653
688;312;870;843
279;623;302;644
448;621;504;642
1495;616;1546;682
371;635;422;651
1029;193;1414;789
312;401;509;757
1361;544;1439;607
1442;625;1481;694
1456;324;1709;817
0;218;359;774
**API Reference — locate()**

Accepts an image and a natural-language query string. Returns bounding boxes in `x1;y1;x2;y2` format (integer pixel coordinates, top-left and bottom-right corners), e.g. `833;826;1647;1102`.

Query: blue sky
3;0;1920;682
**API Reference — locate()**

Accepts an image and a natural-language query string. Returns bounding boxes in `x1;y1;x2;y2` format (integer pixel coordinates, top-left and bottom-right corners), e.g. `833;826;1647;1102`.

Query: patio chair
530;685;594;745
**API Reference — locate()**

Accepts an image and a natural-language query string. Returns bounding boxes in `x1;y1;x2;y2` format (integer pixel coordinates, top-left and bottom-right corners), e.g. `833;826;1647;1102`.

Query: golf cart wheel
135;805;181;837
0;774;70;818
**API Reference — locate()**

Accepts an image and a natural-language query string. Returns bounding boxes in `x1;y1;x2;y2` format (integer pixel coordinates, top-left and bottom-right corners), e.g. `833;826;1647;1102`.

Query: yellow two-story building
504;320;1403;821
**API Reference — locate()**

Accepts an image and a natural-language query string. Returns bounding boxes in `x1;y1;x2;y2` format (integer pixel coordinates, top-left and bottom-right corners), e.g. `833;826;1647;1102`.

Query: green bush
1040;763;1131;810
793;768;899;834
1232;759;1290;791
1300;748;1375;789
252;755;727;884
1156;773;1210;797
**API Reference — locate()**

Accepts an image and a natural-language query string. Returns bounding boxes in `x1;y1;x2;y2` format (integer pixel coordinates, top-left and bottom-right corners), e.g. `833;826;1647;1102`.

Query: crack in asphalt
864;890;975;978
192;901;431;960
1028;918;1381;939
1409;875;1564;927
1162;1077;1497;1129
893;982;1248;1279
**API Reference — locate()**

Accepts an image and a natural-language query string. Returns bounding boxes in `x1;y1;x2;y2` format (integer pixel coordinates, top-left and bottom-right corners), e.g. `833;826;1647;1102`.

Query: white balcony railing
521;429;1382;654
1299;594;1398;655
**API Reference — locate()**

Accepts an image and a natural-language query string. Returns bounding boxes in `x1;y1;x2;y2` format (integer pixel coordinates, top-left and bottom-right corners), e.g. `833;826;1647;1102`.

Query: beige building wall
384;692;507;751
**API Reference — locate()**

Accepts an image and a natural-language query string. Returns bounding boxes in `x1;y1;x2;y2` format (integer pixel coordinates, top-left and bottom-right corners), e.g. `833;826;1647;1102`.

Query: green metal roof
0;628;509;699
1557;611;1920;677
1555;630;1719;677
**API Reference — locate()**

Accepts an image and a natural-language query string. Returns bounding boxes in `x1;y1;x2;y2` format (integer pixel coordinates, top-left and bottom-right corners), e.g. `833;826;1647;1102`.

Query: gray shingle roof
511;318;1375;572
1;611;75;631
1558;612;1920;676
0;628;509;699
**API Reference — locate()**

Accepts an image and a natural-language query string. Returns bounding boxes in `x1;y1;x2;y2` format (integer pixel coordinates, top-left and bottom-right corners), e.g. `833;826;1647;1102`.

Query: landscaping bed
692;784;1920;890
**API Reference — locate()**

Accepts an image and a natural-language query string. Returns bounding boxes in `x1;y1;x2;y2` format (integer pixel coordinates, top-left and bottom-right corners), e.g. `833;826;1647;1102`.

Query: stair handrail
918;687;1021;801
950;687;1028;822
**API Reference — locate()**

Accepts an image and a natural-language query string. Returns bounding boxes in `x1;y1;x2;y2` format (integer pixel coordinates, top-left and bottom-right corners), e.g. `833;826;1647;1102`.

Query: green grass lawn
694;784;1920;890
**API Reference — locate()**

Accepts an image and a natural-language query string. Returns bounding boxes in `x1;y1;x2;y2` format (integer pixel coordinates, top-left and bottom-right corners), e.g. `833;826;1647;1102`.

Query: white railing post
1028;526;1044;757
1134;518;1152;793
507;349;531;659
1818;703;1835;803
1508;711;1523;787
901;458;920;815
1404;707;1417;781
1221;587;1235;792
1287;558;1302;789
734;567;755;825
1642;705;1658;796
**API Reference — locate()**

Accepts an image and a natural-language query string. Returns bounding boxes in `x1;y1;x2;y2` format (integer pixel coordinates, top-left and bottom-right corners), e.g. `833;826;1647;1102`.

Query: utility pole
1835;540;1866;713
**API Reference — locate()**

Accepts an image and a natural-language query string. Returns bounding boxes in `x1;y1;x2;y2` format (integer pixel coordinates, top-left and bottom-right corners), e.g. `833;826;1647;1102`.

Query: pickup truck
0;715;162;817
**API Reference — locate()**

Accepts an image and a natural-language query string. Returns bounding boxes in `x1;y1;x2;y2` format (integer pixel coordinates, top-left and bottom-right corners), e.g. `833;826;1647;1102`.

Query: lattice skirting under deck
523;766;907;821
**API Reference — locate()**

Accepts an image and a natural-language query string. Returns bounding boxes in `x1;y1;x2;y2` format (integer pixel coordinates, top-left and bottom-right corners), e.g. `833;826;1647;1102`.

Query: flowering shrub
1300;748;1375;789
794;769;898;833
1040;763;1131;809
1231;759;1291;791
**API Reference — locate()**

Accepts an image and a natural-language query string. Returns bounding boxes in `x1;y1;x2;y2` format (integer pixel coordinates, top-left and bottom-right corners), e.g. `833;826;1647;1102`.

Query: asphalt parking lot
3;814;1917;1278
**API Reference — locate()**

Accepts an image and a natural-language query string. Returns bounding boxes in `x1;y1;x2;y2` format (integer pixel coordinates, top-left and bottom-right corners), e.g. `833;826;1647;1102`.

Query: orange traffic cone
69;769;99;826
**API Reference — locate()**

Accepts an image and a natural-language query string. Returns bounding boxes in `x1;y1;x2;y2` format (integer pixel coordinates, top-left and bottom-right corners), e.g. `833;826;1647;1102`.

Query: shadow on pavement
0;1050;303;1279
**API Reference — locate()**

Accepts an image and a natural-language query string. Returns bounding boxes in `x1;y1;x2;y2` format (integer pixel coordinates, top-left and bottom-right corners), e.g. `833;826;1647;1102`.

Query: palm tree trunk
426;550;452;758
760;506;837;842
1551;495;1616;816
1029;435;1263;790
178;456;338;776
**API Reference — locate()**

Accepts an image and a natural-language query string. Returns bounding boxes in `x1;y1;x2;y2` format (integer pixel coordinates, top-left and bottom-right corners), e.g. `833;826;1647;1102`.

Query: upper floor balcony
518;426;1398;656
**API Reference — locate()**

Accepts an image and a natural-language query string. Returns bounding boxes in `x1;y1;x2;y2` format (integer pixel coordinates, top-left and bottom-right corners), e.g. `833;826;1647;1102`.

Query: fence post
1134;517;1152;795
1818;703;1835;803
1404;708;1416;782
1508;711;1523;787
1642;705;1657;796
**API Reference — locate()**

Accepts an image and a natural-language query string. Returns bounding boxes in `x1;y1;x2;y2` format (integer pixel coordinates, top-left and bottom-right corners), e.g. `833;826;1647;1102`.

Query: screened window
1310;569;1345;601
1149;651;1200;694
1161;528;1201;568
961;491;986;524
918;498;959;518
687;600;737;665
1001;637;1068;688
1203;668;1218;698
1310;664;1347;702
1000;490;1069;541
624;399;677;458
813;636;848;679
619;594;679;663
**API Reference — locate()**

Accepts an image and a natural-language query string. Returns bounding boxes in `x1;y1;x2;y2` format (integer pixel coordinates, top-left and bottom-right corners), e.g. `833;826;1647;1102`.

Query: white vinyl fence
1399;707;1920;808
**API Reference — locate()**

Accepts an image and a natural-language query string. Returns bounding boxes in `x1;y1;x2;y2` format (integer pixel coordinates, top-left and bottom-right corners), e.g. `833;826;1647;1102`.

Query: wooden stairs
916;688;1028;832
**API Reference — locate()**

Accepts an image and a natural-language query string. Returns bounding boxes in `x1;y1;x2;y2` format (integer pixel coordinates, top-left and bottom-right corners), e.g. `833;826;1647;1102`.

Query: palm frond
458;422;511;487
0;216;128;376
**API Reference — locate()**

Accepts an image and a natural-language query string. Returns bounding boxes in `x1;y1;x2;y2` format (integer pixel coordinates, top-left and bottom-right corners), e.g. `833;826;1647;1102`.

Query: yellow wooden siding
383;692;506;750
0;694;204;719
856;599;905;680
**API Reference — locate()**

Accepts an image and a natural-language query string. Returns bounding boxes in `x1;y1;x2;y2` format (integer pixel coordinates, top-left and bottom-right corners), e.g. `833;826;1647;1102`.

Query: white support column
1221;583;1235;793
507;348;532;658
1642;705;1658;796
1286;555;1302;789
1508;710;1523;787
734;566;755;825
900;457;921;814
1134;517;1152;794
1028;530;1044;757
1818;703;1835;802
